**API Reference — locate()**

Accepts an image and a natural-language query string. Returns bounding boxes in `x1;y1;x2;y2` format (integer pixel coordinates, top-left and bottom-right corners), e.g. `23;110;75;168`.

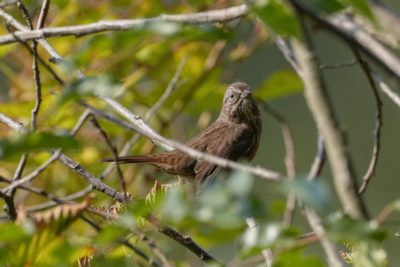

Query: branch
0;5;248;45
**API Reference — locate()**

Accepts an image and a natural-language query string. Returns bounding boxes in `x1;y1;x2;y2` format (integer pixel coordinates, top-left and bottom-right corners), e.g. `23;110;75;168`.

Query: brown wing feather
193;123;253;183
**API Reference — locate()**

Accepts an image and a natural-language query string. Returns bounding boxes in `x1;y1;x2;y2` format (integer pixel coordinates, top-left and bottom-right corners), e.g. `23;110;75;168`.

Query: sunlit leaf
252;0;300;37
0;132;79;159
255;70;303;101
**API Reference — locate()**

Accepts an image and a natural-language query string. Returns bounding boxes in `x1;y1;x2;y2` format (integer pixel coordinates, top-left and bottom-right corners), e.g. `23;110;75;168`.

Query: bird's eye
228;91;235;99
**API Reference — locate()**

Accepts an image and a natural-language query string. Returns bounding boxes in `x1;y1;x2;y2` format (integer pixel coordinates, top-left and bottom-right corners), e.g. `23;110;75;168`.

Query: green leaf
338;0;374;20
255;70;303;101
252;0;300;37
0;132;79;159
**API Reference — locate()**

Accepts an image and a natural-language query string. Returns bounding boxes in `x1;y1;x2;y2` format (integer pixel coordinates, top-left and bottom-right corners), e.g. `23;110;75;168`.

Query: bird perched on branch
102;82;262;185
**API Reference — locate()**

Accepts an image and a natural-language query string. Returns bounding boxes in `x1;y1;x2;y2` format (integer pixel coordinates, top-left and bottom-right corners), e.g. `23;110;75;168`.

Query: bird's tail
101;155;158;164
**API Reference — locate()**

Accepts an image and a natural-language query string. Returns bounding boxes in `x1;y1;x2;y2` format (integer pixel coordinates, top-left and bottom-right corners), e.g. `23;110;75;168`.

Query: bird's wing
193;125;251;184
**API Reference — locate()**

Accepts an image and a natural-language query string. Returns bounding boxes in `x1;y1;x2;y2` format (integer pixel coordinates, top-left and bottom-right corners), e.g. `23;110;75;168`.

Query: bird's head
220;82;259;123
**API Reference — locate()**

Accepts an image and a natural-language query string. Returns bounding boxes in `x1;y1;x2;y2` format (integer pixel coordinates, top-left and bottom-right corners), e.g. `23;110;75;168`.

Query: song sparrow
102;82;262;184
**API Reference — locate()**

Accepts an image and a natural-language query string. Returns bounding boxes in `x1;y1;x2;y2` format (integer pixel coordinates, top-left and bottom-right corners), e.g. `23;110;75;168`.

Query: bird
102;82;262;185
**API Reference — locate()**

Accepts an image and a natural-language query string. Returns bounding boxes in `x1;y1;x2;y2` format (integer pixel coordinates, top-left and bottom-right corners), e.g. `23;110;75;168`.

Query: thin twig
351;48;383;194
146;56;187;121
